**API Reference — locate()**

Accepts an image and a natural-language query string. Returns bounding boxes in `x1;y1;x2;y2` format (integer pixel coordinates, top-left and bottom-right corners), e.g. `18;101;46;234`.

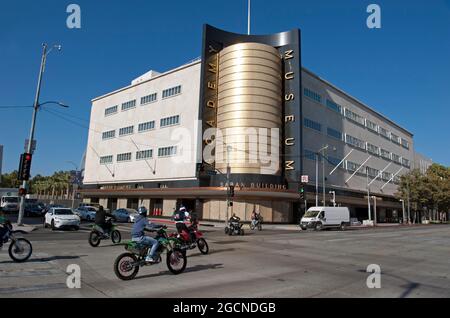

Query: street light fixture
17;43;64;226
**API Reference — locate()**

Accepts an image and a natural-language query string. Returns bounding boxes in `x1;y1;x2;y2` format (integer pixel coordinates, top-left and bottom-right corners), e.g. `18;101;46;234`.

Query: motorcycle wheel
197;238;209;255
111;230;121;244
114;253;139;281
250;224;255;230
258;224;262;231
166;249;187;275
224;227;229;234
88;231;102;247
8;238;33;263
240;229;245;236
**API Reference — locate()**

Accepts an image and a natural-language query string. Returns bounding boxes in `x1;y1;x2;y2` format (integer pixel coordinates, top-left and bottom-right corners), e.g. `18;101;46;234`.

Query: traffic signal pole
17;44;47;226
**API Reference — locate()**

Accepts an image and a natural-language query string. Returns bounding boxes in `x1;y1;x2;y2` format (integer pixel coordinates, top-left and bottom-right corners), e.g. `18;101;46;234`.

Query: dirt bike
250;214;263;231
225;220;244;236
0;221;33;262
89;218;121;247
113;226;186;281
171;220;209;255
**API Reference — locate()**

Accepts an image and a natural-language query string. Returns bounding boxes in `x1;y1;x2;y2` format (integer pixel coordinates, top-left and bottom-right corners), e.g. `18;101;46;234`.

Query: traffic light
18;153;33;181
299;184;305;201
228;185;235;197
18;187;27;196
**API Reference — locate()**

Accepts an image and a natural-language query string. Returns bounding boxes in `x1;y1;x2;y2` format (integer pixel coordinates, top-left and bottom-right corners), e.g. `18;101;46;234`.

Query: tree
0;171;21;188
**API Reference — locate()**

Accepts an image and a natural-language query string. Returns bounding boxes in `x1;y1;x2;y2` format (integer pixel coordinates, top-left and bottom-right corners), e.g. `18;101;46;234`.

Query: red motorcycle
171;219;209;255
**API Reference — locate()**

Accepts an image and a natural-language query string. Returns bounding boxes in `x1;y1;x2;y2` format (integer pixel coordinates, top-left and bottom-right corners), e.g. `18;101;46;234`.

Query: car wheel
43;221;47;229
315;222;323;231
51;220;56;231
340;223;347;231
128;217;131;223
73;226;80;231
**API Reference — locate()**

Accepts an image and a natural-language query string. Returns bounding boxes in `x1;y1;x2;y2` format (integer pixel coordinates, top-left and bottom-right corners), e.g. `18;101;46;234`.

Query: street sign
24;139;37;154
70;170;83;185
301;175;309;183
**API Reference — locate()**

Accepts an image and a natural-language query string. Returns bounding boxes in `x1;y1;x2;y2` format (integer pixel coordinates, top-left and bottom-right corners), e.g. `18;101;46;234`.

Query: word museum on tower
82;25;428;224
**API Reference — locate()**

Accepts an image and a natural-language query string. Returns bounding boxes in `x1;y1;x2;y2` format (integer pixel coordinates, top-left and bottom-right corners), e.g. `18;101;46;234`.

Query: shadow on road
135;263;224;280
188;248;235;258
0;255;87;264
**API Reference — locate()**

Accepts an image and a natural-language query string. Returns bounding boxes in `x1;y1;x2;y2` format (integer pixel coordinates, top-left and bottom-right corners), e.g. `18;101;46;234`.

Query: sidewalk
11;223;38;233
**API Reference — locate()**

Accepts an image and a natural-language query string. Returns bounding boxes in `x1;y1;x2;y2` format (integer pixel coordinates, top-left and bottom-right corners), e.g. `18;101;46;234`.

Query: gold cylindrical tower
216;42;282;175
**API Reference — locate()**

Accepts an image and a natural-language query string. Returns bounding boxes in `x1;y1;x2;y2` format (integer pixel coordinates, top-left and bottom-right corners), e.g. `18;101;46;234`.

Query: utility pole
329;191;336;207
366;167;371;222
400;199;406;224
322;148;326;206
247;0;251;35
407;178;411;224
17;44;62;226
372;196;377;225
315;153;319;207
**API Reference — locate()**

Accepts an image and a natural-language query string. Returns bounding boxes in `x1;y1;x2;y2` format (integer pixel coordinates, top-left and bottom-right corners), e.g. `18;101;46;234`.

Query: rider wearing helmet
0;207;10;249
131;206;163;263
173;206;191;240
94;206;114;234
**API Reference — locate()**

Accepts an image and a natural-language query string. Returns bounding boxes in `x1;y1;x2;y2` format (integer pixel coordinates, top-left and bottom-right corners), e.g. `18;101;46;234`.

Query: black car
24;204;45;217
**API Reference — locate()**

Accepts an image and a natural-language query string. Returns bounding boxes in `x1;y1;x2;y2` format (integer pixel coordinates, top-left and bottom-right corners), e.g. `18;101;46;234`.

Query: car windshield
304;210;321;218
54;209;74;215
3;197;18;203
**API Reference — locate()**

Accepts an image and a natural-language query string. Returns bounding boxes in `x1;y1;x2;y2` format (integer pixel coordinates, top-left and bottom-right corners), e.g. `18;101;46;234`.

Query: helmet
138;206;148;216
179;206;187;212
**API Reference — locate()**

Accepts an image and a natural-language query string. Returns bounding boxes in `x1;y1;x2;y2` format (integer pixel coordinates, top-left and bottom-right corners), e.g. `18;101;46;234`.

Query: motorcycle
225;220;244;236
113;226;187;281
250;214;263;231
172;220;209;255
1;221;33;262
89;218;121;247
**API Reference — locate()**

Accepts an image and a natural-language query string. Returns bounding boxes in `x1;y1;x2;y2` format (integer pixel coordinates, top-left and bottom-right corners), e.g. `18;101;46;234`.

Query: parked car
24;203;45;217
74;206;97;221
300;207;350;231
44;208;80;230
43;204;65;214
112;208;139;223
1;196;19;213
350;218;362;226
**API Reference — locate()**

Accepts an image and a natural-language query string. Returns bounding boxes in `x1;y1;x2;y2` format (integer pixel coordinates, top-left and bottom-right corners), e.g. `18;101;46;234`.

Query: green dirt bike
113;226;187;281
89;218;121;247
1;220;33;262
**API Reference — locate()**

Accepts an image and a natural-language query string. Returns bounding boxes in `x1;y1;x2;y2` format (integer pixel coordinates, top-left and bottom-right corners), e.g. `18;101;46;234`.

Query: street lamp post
17;43;63;226
329;191;336;207
315;145;329;207
226;146;232;222
66;161;79;209
400;199;406;224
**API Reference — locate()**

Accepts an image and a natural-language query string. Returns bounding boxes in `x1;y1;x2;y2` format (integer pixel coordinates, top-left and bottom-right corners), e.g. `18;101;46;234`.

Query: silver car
112;208;139;223
74;206;97;221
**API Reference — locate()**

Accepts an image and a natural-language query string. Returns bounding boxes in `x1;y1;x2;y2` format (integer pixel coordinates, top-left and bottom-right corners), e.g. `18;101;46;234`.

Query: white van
300;207;350;231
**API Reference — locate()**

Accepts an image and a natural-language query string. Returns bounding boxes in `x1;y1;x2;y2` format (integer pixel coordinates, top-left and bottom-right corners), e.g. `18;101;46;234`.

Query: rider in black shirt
94;206;114;234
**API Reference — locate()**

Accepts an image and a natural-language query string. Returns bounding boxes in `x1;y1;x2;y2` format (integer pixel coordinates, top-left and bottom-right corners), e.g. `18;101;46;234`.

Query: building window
160;115;180;128
100;155;113;165
138;121;155;132
136;149;153;160
379;127;390;140
162;85;182;99
102;130;115;140
382;171;392;181
365;119;379;133
141;93;157;105
119;126;134;136
391;133;401;145
304;118;321;132
326;99;342;114
121;99;136;111
104;105;118;116
117;152;132;162
392;153;402;164
345;134;366;150
303;88;322;103
327;127;342;140
401;138;410;149
380;149;391;160
366;143;380;156
346;161;361;173
367;167;380;178
402;158;411;168
328;156;344;169
158;146;177;157
344;108;365;126
304;149;318;161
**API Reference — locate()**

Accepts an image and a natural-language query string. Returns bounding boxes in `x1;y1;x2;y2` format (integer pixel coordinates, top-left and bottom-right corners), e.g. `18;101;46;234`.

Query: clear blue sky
1;0;449;176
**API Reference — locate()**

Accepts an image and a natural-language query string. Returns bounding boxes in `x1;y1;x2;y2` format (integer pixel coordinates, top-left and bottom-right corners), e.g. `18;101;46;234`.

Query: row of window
303;117;410;168
304;150;402;184
101;116;180;140
303;87;410;150
100;146;177;164
104;85;182;117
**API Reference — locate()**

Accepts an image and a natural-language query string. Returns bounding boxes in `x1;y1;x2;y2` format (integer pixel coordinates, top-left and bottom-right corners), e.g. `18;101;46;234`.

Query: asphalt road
1;218;450;298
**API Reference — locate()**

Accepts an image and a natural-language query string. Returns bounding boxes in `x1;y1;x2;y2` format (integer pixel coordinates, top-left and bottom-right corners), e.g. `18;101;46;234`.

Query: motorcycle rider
173;206;194;243
94;205;114;235
131;206;163;263
251;209;260;227
0;207;10;249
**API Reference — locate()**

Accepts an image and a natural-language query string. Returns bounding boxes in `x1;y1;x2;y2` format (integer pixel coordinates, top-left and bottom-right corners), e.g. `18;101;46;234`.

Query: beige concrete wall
163;199;177;217
99;198;108;208
140;199;151;211
117;198;127;209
